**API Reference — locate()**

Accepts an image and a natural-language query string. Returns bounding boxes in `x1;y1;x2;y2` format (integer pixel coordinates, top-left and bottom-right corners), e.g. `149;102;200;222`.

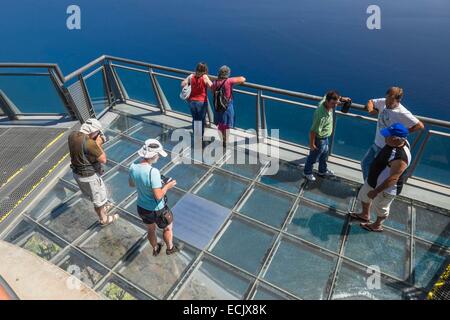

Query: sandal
100;213;119;226
153;243;163;257
349;212;370;223
103;202;114;214
360;223;384;232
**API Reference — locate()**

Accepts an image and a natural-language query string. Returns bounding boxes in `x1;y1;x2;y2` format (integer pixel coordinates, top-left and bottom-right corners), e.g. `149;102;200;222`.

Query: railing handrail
63;54;450;129
1;55;450;129
0;63;65;84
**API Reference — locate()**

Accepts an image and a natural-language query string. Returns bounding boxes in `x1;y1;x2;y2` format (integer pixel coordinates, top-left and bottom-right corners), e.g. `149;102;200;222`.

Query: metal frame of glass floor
1;106;448;300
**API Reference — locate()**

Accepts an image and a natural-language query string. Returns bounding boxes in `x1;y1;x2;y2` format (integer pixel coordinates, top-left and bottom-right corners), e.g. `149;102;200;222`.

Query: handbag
179;75;192;100
149;168;173;229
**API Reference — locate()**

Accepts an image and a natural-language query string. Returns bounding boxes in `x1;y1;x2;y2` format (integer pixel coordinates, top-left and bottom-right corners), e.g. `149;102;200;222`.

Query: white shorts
73;173;108;208
357;182;396;218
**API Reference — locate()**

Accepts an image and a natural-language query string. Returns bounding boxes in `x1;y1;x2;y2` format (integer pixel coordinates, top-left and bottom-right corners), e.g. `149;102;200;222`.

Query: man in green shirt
303;90;351;181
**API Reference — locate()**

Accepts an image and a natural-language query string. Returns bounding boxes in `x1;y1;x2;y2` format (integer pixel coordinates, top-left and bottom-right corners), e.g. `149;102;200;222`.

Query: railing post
0;90;20;120
106;62;128;102
101;66;114;107
329;109;337;155
149;68;171;114
406;130;431;181
261;95;267;138
256;90;262;144
48;68;77;119
78;75;95;118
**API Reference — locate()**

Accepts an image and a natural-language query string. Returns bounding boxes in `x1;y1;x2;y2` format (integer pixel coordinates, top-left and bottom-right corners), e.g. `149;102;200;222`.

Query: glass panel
353;197;411;233
108;114;141;133
42;197;99;242
100;279;138;300
265;99;315;146
102;129;119;147
84;69;108;116
195;171;249;209
263;238;337;299
4;220;34;244
252;284;294;300
128;122;168;142
238;185;294;228
414;204;450;248
286;200;346;252
412;134;450;186
158;129;191;152
104;167;136;204
115;67;157;105
20;230;64;261
79;216;144;268
302;176;357;212
121;188;185;219
174;258;252;300
344;225;409;280
332;115;377;161
0;75;66;114
57;249;108;288
414;241;448;290
210;218;276;275
165;161;209;191
232;91;257;130
25;181;76;220
156;76;190;115
105;137;141;163
332;262;407;300
119;242;197;299
220;150;264;180
258;160;304;195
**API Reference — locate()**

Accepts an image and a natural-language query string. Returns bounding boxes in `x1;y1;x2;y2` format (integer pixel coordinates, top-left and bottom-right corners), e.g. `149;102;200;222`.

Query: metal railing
1;55;450;188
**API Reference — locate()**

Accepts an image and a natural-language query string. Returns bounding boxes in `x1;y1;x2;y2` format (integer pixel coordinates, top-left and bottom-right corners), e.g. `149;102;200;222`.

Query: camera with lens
340;98;352;113
161;174;173;185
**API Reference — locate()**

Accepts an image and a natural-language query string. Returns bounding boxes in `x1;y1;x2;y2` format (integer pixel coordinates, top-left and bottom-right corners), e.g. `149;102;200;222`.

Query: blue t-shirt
129;162;165;211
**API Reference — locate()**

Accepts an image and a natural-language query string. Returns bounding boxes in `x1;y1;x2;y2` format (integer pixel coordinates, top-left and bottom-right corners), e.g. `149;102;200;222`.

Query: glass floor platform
2;110;449;300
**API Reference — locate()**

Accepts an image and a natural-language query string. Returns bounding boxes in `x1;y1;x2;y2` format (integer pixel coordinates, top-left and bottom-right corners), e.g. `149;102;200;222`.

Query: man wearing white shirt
361;87;424;181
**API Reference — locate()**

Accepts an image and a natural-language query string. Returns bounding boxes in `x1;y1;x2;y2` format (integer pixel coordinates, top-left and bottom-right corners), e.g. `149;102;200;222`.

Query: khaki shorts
357;182;396;218
74;173;108;208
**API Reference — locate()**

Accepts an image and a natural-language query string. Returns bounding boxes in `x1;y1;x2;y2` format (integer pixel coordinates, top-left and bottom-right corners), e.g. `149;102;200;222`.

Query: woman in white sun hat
128;139;182;256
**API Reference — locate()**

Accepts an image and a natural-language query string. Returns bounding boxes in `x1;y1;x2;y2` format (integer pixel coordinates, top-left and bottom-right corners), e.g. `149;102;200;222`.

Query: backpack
213;79;230;112
179;75;192;101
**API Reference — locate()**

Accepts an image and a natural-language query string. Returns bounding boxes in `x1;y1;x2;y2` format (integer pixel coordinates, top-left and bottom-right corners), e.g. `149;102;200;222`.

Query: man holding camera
361;87;424;181
303;90;352;181
128;139;181;257
68;118;118;226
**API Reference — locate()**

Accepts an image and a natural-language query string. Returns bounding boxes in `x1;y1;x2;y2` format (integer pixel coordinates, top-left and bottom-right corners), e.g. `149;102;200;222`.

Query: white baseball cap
138;139;168;159
80;118;103;134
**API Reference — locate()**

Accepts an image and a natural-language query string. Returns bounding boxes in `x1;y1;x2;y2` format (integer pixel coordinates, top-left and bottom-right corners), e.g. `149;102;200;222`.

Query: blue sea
0;0;449;184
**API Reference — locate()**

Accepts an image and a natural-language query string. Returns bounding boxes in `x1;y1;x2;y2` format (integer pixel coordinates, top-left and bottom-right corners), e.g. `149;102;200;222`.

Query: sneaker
303;173;316;182
166;243;183;255
317;169;335;177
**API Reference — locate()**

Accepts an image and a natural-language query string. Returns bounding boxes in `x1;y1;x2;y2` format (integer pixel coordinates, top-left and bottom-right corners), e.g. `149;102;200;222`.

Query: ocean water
0;0;449;184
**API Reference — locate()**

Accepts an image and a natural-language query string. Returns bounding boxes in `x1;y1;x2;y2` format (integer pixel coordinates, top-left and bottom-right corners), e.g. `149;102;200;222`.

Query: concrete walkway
0;241;101;300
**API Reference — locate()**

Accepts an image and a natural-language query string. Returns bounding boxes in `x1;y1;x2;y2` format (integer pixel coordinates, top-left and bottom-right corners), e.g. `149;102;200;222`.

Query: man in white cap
68;118;118;225
128;139;181;256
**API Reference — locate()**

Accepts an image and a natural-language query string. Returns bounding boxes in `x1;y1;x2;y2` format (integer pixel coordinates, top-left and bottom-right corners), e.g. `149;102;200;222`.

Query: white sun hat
80;118;103;134
138;139;168;159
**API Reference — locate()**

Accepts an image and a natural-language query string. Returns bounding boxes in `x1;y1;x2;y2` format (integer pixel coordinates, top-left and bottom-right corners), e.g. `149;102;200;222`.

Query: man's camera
93;162;104;175
161;175;173;185
341;99;352;113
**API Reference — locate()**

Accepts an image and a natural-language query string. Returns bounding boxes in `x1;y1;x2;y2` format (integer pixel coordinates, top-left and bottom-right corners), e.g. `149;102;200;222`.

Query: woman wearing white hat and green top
128;139;181;256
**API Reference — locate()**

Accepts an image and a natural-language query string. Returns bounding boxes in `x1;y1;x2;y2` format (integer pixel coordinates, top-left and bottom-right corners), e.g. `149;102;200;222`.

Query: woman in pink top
181;62;212;139
211;65;246;147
